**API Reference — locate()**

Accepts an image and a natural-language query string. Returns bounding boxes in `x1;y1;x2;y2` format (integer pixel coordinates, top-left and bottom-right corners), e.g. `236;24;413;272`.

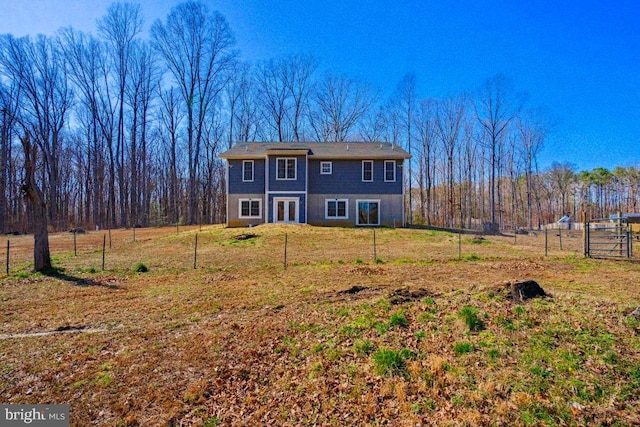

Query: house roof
219;142;411;160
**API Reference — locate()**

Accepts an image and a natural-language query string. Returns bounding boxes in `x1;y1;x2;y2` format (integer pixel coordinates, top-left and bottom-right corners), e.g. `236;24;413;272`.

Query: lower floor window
239;199;261;218
325;199;348;219
357;200;380;225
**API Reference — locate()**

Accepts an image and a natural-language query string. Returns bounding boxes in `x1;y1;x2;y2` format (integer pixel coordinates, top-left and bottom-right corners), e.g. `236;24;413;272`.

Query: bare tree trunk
21;133;51;271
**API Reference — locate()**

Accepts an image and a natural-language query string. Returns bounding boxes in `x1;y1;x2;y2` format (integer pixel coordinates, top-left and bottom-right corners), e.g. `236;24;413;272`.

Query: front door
274;197;299;223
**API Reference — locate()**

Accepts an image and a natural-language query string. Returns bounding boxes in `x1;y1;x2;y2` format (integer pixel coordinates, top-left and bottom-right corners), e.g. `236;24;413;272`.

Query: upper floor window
242;160;254;182
277;158;296;180
384;160;396;182
320;161;332;175
362;160;373;182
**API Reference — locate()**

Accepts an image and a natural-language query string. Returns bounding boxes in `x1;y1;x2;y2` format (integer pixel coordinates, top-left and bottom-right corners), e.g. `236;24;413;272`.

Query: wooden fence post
558;227;563;250
373;229;377;262
193;233;198;269
102;234;106;271
6;240;9;275
284;233;288;269
544;228;548;257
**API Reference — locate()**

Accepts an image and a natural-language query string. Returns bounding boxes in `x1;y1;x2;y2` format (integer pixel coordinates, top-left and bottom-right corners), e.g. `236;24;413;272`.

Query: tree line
0;1;637;236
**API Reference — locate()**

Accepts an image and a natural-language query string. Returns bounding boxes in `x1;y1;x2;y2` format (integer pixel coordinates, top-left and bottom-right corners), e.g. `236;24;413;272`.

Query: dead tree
21;132;51;272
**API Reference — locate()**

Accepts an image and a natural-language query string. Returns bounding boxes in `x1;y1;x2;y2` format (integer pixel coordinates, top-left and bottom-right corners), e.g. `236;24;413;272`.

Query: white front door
274;197;299;223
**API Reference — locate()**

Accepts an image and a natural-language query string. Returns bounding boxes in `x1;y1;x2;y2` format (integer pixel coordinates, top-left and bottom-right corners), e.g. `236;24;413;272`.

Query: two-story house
219;142;411;227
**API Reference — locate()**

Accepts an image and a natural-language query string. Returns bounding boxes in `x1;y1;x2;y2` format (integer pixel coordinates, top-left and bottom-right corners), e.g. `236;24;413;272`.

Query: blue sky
2;0;639;171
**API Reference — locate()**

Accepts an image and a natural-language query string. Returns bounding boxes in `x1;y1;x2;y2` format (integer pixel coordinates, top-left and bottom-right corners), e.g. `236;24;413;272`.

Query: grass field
1;225;639;426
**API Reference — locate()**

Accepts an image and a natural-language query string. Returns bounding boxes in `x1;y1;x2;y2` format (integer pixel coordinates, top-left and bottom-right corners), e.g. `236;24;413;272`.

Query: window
384;160;396;182
362;160;373;182
277;158;296;180
356;200;380;225
239;199;261;218
320;161;332;175
242;160;254;182
325;199;348;219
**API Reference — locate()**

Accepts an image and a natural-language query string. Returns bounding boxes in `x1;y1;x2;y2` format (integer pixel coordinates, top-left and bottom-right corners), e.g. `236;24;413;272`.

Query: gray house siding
308;159;402;195
226;193;265;227
307;193;403;227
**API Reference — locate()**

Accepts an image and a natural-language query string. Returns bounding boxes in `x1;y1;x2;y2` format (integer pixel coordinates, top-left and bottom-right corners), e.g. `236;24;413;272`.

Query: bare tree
125;40;159;226
394;74;417;224
0;34;73;230
0;82;19;234
151;0;237;224
434;95;466;228
475;75;523;230
310;72;376;142
414;99;437;225
284;54;317;141
98;2;143;227
20;132;51;271
255;57;291;141
60;28;108;228
158;86;183;225
517;110;547;229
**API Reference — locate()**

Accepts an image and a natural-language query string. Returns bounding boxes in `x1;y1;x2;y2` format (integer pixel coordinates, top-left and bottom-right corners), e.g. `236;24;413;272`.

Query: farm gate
584;218;633;259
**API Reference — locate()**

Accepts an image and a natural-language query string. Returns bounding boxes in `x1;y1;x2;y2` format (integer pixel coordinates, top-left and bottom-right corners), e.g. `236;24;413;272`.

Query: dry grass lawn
1;225;639;426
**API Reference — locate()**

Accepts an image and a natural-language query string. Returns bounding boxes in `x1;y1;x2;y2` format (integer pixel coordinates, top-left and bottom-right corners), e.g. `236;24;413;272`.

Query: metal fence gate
585;218;633;259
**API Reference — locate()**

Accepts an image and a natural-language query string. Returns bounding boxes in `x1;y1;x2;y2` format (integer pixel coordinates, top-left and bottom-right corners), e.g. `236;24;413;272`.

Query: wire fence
0;224;612;277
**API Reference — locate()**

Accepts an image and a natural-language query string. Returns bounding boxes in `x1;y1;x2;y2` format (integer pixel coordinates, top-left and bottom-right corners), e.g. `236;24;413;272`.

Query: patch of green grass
203;416;221;427
372;348;407;376
375;321;389;335
389;311;409;328
463;253;481;261
353;339;374;356
335;307;350;317
71;379;88;389
519;402;556;426
133;262;148;273
487;348;501;359
453;342;475;355
415;330;426;340
458;306;485;332
95;372;113;387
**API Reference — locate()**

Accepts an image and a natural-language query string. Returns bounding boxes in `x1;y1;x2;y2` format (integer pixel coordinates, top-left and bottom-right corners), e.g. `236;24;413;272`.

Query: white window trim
384;160;396;182
325;199;349;219
356;199;381;226
320;161;332;175
362;160;373;182
242;160;254;182
276;157;297;180
238;198;262;219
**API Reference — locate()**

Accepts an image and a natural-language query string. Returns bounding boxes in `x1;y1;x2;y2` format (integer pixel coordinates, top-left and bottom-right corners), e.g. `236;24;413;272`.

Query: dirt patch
339;285;368;294
233;233;257;241
388;287;431;305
